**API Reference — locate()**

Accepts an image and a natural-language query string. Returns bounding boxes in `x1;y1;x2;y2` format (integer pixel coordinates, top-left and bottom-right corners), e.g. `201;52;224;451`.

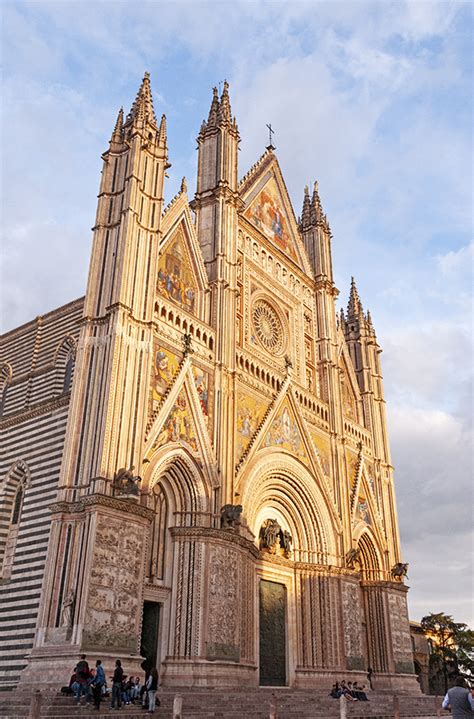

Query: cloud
0;0;472;627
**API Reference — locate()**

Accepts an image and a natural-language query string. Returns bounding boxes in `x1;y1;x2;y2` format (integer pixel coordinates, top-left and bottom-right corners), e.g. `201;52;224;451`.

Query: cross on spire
266;123;276;150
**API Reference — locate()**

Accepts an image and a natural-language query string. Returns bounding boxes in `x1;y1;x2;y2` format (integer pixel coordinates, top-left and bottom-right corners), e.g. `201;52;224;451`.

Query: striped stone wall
0;298;83;689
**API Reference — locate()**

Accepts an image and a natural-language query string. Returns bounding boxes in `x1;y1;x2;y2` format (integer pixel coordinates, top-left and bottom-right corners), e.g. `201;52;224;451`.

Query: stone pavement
0;688;449;719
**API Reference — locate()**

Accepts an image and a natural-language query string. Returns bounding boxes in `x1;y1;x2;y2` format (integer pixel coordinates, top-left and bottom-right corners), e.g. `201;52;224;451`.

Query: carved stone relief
342;581;363;663
388;591;413;672
206;545;240;657
83;515;145;653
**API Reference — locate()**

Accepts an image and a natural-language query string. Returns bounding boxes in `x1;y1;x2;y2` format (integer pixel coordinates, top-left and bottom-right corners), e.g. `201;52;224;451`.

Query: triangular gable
144;361;215;470
338;347;361;423
261;397;309;462
351;464;386;542
236;387;272;462
157;195;208;316
237;383;341;530
240;154;310;273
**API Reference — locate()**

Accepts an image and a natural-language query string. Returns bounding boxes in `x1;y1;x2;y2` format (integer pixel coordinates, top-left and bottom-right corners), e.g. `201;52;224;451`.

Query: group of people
69;655;159;713
330;680;369;701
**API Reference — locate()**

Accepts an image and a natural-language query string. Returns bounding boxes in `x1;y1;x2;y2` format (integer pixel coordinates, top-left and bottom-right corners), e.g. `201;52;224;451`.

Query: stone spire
218;80;232;125
311;180;330;233
206;87;220;129
158;114;167;146
347;276;364;318
301;185;311;229
126;71;158;127
110;107;124;144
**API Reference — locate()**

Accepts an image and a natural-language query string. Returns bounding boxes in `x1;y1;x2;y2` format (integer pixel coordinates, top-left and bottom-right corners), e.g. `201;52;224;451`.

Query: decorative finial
266;123;276;150
180;177;187;194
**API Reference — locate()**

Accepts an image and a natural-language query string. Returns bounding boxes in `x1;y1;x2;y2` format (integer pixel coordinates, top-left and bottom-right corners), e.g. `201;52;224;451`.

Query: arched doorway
357;531;389;675
239;454;339;687
141;451;212;674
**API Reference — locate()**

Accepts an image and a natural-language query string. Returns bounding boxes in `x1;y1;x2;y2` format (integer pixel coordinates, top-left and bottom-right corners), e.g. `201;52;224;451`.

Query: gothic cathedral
0;74;417;691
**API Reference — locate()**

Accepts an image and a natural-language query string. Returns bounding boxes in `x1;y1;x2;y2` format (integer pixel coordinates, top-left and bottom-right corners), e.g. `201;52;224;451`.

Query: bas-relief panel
236;390;269;460
206;545;240;660
342;581;364;666
264;400;307;461
244;176;299;263
154;388;198;453
157;230;197;313
83;517;144;652
309;429;331;477
150;339;181;415
388;592;413;666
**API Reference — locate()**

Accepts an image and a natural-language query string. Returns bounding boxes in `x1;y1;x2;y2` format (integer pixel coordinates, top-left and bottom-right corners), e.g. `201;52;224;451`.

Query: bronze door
140;601;160;670
259;579;287;686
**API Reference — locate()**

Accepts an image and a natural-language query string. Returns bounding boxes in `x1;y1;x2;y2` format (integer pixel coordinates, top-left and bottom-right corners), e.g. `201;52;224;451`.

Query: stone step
0;689;448;719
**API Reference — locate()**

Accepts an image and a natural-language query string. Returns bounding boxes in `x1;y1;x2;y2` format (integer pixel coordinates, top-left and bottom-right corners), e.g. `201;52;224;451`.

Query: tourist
74;655;91;705
91;659;105;711
352;681;369;701
146;667;158;714
122;675;134;705
131;676;142;702
145;667;159;714
442;677;474;718
110;659;124;709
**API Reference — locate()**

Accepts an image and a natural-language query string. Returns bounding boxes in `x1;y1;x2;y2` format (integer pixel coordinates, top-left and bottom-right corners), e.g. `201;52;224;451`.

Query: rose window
252;300;285;354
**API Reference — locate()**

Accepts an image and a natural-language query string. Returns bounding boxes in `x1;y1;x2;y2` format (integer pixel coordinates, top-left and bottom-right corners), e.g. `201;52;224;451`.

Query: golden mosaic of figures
236;391;269;459
346;451;359;489
264;402;307;460
154;389;198;452
157;232;197;312
244;177;298;262
310;430;331;476
192;365;211;429
356;494;372;526
339;361;358;420
150;342;181;414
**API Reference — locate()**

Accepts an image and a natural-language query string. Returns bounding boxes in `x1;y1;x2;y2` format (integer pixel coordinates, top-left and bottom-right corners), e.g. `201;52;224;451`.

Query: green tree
421;612;474;693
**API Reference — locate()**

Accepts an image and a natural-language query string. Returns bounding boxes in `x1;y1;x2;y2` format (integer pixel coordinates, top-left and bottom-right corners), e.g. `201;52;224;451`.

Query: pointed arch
0;362;13;417
143;448;213;582
0;460;31;579
356;530;383;581
54;335;77;394
240;454;339;564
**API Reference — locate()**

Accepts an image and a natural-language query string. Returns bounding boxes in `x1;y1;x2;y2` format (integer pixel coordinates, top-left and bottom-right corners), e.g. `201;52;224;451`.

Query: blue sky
1;1;472;624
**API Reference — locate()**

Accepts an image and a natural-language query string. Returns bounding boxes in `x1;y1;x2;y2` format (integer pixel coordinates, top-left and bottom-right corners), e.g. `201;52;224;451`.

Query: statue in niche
112;466;142;496
391;562;409;580
281;529;293;558
60;589;75;628
260;518;282;554
220;504;243;529
345;547;361;569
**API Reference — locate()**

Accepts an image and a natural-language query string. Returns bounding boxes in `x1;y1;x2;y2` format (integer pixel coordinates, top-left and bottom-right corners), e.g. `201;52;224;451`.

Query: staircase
0;688;448;719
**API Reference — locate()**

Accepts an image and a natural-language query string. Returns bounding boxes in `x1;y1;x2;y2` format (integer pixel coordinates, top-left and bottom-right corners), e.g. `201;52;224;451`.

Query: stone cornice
361;579;409;593
170;526;260;557
50;493;154;521
0;394;70;429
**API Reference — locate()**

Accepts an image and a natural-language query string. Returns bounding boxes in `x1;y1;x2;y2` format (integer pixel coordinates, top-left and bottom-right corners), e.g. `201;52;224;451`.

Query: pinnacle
158;114;167;145
207;87;220;128
110;107;124;143
126;71;158;127
301;185;311;228
180;176;187;194
219;80;232;124
347;276;364;317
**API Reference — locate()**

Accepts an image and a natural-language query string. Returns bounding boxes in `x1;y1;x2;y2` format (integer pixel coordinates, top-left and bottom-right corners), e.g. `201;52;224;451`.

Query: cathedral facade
0;74;416;691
